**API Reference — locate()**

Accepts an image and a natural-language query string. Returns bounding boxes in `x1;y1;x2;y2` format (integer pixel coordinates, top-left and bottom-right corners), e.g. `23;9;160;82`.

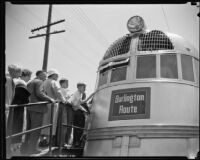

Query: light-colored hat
47;69;59;77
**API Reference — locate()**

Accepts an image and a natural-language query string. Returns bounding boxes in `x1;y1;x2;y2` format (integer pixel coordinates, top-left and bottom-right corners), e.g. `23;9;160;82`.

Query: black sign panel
108;87;150;121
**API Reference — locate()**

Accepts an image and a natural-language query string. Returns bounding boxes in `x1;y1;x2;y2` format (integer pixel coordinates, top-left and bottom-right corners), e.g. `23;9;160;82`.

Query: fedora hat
47;69;59;77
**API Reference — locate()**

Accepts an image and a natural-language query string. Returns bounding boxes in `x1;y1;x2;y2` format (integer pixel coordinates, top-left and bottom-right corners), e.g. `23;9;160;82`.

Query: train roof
100;30;199;66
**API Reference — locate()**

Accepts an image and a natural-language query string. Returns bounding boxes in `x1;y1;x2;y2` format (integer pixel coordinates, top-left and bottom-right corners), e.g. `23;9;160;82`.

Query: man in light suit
21;70;55;155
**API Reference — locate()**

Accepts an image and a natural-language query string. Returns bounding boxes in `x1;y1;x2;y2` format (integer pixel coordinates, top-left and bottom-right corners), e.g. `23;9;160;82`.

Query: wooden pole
42;4;52;71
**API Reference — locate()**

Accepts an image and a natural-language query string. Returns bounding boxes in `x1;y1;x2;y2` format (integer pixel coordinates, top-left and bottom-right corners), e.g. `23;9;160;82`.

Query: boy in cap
68;82;95;147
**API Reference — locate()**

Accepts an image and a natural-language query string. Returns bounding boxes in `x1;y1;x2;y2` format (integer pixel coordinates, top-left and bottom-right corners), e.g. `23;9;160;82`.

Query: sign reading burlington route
108;87;150;121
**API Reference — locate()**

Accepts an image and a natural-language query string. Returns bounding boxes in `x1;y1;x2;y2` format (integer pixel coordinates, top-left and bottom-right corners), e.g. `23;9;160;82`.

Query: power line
6;12;31;32
29;5;65;71
64;7;105;57
47;7;98;68
53;7;103;63
69;6;109;48
161;5;170;32
50;42;95;75
7;5;95;75
20;5;46;24
76;7;109;46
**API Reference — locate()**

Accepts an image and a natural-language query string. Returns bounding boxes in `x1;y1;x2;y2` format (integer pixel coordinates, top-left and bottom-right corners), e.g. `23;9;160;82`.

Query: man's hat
77;82;86;87
47;69;59;77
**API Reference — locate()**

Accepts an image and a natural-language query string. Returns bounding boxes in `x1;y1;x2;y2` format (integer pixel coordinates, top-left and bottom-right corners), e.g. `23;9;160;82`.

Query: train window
98;70;108;87
194;58;199;83
136;55;156;78
160;54;178;79
181;55;194;82
111;66;127;82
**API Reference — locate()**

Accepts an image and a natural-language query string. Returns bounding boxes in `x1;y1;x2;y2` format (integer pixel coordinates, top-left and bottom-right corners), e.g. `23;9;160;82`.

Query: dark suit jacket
12;83;30;105
27;78;52;113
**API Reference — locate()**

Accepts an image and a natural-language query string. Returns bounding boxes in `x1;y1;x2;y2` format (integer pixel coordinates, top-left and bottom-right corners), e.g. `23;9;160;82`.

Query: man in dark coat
21;70;55;155
7;68;32;156
8;79;30;155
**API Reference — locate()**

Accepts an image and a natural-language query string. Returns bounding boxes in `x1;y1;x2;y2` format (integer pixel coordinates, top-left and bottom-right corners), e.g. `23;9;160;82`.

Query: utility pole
29;4;65;71
43;4;52;71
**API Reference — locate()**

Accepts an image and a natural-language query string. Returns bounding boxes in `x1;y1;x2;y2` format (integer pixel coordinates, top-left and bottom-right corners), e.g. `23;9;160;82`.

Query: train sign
108;87;150;121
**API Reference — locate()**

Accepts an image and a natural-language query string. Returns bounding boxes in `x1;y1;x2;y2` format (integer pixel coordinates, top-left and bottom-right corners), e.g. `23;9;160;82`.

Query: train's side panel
84;83;199;157
89;83;198;128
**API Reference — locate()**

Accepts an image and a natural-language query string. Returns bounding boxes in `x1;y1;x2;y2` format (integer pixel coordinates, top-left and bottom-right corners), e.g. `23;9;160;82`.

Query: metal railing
57;103;87;156
6;102;88;157
6;101;55;157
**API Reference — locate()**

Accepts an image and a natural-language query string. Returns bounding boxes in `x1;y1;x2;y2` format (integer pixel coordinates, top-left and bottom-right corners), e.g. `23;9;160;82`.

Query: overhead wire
6;5;36;32
7;5;95;74
52;6;100;67
51;6;98;69
71;6;109;49
161;5;170;32
50;41;95;75
69;7;105;57
65;8;105;58
7;5;99;74
22;5;96;71
76;6;109;47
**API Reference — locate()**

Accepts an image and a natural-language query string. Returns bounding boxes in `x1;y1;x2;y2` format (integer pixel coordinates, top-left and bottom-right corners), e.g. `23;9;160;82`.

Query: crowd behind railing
5;64;95;157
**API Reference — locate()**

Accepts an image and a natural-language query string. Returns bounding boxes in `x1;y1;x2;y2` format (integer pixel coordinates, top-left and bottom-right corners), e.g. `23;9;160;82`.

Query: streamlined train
83;16;199;158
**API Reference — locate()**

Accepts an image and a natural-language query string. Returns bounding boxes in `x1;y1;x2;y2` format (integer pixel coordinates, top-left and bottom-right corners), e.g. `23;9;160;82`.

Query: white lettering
115;95;119;103
137;95;144;101
119;105;138;114
119;105;124;114
115;93;144;103
133;106;137;113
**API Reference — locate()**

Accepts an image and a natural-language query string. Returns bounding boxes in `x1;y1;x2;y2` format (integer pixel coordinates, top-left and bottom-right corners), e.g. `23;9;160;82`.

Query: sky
5;2;199;95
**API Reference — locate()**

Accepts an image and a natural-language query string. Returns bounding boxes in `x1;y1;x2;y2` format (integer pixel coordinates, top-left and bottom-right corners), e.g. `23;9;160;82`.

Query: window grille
137;30;174;51
103;35;132;60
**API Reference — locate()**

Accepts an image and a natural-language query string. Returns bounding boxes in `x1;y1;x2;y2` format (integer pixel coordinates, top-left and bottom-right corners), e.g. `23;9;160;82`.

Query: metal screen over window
181;55;194;82
111;66;127;82
103;36;132;60
161;54;178;79
137;30;174;51
136;55;156;78
98;70;108;87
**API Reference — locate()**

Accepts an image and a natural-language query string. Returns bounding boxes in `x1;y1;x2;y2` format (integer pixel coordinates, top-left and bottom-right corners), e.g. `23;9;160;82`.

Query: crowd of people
5;64;95;156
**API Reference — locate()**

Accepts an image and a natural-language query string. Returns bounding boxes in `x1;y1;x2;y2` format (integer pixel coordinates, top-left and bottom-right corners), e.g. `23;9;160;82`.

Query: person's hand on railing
49;98;56;103
60;99;69;105
5;104;9;111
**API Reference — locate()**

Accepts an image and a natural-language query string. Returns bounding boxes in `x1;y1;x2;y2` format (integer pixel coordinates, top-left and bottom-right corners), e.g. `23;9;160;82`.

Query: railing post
59;103;63;155
6;107;14;158
48;103;54;156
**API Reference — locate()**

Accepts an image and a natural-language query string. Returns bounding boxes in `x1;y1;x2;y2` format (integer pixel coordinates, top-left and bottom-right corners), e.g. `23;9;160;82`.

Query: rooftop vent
137;30;174;51
103;35;132;60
